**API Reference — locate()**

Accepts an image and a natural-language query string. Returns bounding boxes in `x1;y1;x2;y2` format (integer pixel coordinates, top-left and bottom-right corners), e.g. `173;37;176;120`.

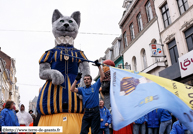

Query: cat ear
71;11;81;27
52;9;63;23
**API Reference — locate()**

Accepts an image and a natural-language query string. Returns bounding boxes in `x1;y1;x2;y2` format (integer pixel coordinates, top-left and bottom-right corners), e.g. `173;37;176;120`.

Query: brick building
0;48;20;109
120;0;156;44
120;0;166;75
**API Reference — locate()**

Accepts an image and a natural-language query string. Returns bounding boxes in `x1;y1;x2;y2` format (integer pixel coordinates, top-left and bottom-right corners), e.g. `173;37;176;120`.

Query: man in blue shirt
70;60;105;134
170;118;192;134
133;115;147;134
147;109;160;134
99;100;112;134
158;109;172;134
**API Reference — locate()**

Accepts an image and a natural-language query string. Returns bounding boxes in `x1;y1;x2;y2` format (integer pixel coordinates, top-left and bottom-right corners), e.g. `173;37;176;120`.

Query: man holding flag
70;60;105;134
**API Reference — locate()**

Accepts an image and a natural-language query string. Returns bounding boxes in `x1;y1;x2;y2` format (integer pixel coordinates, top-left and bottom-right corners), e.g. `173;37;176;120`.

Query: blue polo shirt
78;79;101;108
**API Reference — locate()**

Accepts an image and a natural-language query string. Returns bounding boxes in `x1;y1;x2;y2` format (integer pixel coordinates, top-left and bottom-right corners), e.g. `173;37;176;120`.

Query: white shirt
16;111;33;126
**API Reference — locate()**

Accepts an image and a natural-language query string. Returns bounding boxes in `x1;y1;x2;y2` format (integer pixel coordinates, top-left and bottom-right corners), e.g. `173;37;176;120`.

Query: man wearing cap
70;60;105;134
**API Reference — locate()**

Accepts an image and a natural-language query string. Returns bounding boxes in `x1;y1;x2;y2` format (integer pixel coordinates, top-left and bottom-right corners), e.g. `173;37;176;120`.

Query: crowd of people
132;109;192;134
0;100;38;134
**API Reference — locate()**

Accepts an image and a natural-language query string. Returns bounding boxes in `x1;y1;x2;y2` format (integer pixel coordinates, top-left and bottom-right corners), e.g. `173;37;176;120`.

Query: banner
178;50;193;78
110;67;193;132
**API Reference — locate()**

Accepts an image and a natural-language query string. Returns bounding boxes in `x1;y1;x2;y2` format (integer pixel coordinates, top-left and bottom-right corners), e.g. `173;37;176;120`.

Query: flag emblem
120;77;139;96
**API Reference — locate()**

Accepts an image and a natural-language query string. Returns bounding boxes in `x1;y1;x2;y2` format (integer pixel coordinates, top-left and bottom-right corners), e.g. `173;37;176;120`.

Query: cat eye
69;20;73;23
60;20;64;23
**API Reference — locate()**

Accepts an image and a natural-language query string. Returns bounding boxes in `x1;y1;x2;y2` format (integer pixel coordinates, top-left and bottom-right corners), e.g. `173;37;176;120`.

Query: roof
105;47;112;54
32;96;38;103
119;0;138;27
122;0;133;8
0;51;11;70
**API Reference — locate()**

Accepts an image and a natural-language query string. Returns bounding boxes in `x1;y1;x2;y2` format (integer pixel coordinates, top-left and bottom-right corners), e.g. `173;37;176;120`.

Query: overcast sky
0;0;124;111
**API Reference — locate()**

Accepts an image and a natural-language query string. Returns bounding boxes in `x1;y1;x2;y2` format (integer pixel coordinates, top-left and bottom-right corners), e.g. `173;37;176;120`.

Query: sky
0;0;124;111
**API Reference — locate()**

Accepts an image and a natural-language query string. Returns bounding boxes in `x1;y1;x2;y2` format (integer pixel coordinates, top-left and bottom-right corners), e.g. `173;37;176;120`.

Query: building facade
0;49;20;109
120;0;166;76
94;35;125;81
112;36;125;69
155;0;193;85
95;0;193;86
0;58;10;108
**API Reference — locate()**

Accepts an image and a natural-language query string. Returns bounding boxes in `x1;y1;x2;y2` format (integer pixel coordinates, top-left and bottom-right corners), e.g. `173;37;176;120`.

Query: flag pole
62;53;109;66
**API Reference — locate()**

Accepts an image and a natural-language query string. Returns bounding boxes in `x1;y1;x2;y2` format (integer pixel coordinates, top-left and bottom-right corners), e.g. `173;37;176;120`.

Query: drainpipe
152;0;167;66
0;70;2;108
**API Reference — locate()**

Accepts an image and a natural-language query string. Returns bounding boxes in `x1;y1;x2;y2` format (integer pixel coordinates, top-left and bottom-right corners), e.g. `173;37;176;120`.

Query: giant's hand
50;70;64;85
39;63;64;85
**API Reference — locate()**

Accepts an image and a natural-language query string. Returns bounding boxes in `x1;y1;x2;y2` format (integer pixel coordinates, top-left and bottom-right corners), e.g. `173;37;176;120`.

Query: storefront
159;50;193;86
115;56;124;69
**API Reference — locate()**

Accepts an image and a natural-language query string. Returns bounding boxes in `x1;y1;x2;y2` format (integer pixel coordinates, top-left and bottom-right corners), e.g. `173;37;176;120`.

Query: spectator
99;100;112;134
147;109;160;134
3;103;6;109
170;119;192;134
33;87;42;127
16;104;33;127
0;101;20;127
158;109;172;134
29;110;36;123
0;107;2;133
133;115;147;134
108;107;113;134
13;105;16;111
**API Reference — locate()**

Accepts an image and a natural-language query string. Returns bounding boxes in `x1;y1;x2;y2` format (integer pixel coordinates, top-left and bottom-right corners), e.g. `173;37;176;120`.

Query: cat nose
63;23;69;28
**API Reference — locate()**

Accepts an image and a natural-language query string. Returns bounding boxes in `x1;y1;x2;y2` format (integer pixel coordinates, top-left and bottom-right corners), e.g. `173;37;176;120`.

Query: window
185;26;193;51
177;0;189;15
137;13;143;32
106;50;112;60
118;64;123;69
151;38;157;44
142;50;147;69
146;1;153;22
161;3;171;28
100;58;105;64
123;32;128;47
132;56;137;71
130;23;135;40
168;39;179;65
125;62;131;70
114;41;120;58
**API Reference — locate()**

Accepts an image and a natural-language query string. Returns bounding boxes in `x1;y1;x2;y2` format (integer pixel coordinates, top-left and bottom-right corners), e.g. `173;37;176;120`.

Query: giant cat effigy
37;9;90;134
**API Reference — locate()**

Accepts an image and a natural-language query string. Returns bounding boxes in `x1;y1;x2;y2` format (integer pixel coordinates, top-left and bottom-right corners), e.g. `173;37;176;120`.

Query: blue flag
110;67;193;132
